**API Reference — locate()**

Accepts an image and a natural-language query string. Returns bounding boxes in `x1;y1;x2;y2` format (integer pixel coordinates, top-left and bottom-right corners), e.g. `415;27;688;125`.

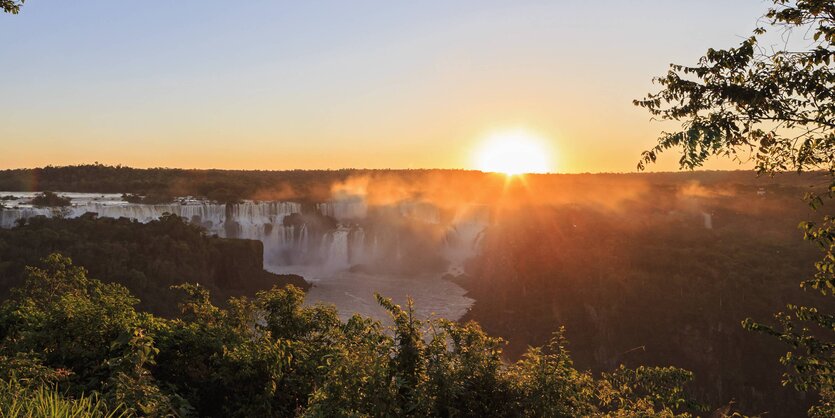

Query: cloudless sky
0;1;771;172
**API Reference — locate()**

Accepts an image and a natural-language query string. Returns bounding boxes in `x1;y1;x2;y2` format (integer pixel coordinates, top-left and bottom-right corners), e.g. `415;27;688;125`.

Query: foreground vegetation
634;0;835;416
0;214;307;316
0;379;126;418
0;253;703;417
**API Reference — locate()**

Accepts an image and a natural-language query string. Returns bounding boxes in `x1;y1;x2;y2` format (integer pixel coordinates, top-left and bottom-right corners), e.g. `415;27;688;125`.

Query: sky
0;1;772;172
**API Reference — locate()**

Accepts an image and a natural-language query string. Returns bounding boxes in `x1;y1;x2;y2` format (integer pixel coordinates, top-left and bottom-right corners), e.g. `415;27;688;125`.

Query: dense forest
0;164;400;204
0;214;307;316
457;183;829;416
0;253;706;417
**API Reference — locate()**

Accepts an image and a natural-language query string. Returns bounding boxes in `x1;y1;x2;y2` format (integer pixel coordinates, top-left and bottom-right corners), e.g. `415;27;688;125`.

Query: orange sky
0;1;765;173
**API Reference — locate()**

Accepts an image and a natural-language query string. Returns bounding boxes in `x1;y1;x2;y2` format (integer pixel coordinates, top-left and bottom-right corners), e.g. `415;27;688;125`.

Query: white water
443;205;491;275
321;228;351;271
1;192;482;321
317;197;367;220
702;212;713;229
305;271;473;322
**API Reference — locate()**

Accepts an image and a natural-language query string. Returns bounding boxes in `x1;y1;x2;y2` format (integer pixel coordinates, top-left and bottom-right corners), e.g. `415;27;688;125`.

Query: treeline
458;190;829;416
0;164;356;203
0;253;705;417
0;214;307;316
0;163;825;205
0;164;436;203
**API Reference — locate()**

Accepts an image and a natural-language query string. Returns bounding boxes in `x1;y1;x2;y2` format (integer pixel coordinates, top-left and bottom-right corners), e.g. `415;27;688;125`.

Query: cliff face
213;238;267;289
212;237;309;292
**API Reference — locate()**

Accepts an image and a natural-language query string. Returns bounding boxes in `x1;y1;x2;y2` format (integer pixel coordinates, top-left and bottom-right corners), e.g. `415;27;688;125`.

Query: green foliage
596;366;697;417
0;254;174;416
637;1;835;416
1;0;23;15
508;330;596;417
0;254;699;417
0;379;126;418
634;1;834;175
0;164;368;204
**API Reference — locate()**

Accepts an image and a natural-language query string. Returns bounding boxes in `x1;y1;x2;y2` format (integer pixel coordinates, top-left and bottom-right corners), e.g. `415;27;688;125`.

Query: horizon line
0;163;778;176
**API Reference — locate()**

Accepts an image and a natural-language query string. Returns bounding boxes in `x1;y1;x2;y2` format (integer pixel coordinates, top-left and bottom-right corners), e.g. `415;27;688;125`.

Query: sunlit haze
0;1;765;172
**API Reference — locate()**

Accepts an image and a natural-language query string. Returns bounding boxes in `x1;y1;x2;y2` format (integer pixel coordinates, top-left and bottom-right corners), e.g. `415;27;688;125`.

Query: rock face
212;237;307;291
212;238;270;289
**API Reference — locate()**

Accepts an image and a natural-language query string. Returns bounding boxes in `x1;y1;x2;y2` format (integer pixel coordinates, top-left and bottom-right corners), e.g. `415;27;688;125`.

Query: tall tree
635;1;835;416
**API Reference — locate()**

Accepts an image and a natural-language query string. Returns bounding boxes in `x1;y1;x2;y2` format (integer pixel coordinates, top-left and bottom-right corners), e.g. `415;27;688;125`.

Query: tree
636;1;835;416
1;0;23;14
30;191;71;207
0;253;177;415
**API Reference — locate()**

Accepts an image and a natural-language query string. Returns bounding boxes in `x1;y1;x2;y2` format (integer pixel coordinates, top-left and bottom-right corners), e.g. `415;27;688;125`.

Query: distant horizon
0;162;770;176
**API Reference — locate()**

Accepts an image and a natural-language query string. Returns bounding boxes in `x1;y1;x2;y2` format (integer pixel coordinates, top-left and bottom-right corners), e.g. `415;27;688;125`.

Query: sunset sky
0;1;768;172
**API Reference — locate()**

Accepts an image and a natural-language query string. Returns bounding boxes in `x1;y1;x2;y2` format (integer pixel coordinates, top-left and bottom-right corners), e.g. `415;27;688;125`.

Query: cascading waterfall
0;193;303;263
398;201;441;224
372;235;380;260
702;212;713;229
443;205;491;275
317;198;367;220
350;227;366;265
322;228;351;270
223;202;303;265
1;192;490;276
88;203;227;225
299;224;309;253
0;206;58;228
316;226;370;271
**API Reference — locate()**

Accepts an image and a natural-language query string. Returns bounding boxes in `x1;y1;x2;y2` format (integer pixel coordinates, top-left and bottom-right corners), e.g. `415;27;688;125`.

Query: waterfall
322;228;351;270
442;205;491;275
316;197;367;220
1;192;491;276
73;202;228;225
0;193;304;263
702;212;713;229
398;201;441;224
299;223;309;253
317;226;369;271
0;206;58;228
226;202;302;263
350;227;366;264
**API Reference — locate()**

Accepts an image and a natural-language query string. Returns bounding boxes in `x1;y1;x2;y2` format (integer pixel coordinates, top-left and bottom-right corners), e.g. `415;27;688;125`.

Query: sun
475;130;552;175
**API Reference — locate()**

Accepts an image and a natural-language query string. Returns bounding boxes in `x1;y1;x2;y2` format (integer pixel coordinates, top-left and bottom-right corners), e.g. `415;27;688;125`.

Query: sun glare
475;130;552;175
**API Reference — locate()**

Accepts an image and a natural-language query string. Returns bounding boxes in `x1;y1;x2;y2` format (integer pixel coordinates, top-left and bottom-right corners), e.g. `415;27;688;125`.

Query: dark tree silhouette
636;1;835;416
1;0;23;14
